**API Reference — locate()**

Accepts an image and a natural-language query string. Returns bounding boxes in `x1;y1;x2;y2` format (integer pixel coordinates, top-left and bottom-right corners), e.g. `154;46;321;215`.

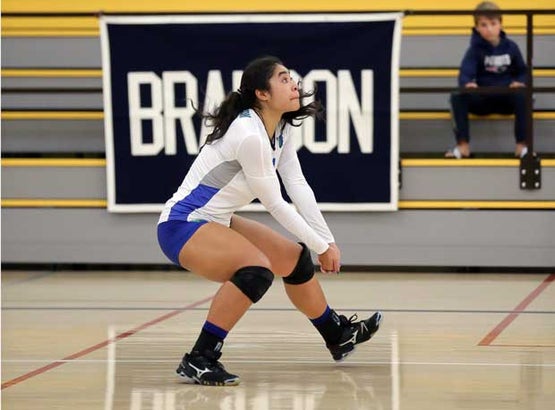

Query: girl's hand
317;243;341;273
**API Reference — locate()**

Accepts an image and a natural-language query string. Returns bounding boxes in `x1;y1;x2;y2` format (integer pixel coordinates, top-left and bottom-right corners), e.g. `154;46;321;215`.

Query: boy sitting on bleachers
446;1;528;159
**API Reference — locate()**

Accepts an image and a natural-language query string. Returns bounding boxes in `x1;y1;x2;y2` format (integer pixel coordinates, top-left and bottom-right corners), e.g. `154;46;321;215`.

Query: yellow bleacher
1;0;554;36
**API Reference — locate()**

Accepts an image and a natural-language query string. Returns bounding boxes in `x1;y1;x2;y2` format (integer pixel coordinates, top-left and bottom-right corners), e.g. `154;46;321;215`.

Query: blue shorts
157;220;208;265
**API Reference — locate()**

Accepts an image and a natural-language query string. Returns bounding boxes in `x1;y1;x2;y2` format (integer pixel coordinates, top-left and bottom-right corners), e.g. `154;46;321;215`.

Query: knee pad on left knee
230;266;274;303
283;243;315;285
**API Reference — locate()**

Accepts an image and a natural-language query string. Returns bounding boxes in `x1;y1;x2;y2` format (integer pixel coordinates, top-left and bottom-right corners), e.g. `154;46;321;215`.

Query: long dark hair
201;56;323;144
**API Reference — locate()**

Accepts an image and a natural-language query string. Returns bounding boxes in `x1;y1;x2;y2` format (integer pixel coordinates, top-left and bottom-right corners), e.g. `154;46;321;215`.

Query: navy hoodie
458;28;527;87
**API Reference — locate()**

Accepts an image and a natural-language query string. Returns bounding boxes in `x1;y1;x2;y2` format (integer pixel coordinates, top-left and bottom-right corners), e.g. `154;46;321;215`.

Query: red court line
478;273;555;346
491;344;555;348
1;294;214;390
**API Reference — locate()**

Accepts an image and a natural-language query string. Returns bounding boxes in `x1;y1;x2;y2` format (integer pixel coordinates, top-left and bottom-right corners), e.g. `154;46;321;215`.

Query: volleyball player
157;56;382;386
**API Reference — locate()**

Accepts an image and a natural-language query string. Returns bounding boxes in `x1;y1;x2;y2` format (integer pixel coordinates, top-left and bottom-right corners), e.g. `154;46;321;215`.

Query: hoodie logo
484;54;511;73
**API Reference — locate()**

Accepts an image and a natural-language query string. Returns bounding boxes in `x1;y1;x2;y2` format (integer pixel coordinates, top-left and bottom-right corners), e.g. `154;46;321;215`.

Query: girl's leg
178;221;272;330
171;221;274;386
230;215;382;362
230;215;328;318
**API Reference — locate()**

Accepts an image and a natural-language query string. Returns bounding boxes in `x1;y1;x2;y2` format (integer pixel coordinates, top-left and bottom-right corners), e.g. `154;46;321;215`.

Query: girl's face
476;16;502;45
258;64;300;113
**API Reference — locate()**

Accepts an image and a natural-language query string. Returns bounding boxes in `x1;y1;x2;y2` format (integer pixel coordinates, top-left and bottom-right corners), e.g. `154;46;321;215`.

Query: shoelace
339;313;359;327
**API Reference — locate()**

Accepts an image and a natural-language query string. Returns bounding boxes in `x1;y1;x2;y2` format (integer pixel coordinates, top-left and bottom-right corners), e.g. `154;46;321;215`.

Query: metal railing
2;8;554;189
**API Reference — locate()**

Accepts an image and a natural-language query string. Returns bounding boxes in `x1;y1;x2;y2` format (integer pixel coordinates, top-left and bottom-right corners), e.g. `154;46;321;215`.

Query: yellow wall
3;1;552;36
3;0;554;13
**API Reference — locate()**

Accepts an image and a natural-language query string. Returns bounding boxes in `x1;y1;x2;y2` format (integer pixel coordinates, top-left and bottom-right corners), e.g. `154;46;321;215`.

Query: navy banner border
100;13;402;212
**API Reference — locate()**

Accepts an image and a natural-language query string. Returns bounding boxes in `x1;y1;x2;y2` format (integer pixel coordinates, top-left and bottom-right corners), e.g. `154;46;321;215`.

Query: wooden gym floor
2;270;554;409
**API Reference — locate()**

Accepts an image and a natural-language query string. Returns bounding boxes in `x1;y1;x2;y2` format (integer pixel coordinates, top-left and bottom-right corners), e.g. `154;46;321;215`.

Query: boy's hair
474;1;502;25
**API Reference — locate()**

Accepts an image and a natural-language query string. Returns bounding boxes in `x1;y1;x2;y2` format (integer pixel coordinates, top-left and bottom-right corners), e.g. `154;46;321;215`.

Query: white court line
104;325;115;410
391;331;400;410
3;359;555;367
225;360;555;368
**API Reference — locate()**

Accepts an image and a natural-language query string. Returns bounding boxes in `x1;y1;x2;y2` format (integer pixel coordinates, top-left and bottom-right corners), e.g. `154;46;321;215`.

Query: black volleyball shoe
176;349;240;386
327;311;383;362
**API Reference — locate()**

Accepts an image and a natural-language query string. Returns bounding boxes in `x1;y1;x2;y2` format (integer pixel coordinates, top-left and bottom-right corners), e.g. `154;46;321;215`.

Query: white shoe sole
334;346;357;363
176;371;197;384
176;370;240;386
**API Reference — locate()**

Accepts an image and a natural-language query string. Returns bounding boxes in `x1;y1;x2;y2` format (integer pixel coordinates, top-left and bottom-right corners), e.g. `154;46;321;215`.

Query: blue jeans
450;91;527;143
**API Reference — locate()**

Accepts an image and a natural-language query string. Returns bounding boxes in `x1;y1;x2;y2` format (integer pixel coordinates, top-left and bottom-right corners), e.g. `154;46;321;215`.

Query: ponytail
201;91;246;144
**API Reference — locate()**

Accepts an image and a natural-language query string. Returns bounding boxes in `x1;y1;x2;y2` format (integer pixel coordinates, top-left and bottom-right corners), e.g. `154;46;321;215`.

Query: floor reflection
126;365;391;410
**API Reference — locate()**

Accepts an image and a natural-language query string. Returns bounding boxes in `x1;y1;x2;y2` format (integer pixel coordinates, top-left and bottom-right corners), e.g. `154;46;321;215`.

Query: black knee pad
230;266;274;303
283;243;315;285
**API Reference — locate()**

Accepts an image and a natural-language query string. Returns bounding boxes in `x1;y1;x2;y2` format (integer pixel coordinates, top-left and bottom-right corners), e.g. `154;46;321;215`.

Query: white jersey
158;109;334;254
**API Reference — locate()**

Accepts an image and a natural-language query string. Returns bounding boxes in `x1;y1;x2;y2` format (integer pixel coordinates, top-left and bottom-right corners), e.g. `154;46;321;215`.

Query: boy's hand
465;82;478;88
510;81;526;88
